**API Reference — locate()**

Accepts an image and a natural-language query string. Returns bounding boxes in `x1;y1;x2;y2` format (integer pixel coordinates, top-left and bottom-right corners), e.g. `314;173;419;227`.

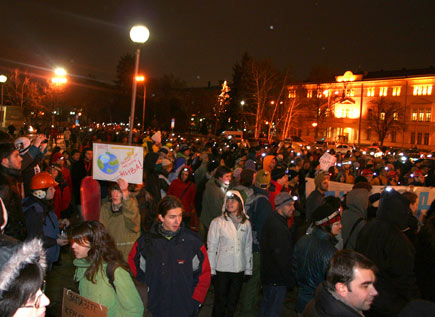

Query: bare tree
368;97;405;146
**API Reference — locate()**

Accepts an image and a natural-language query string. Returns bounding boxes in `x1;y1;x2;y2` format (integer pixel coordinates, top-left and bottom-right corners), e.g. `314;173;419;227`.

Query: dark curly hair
69;221;128;283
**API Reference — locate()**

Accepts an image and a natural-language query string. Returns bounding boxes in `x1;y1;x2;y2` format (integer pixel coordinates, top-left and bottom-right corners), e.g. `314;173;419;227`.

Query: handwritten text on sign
92;143;144;184
62;288;107;317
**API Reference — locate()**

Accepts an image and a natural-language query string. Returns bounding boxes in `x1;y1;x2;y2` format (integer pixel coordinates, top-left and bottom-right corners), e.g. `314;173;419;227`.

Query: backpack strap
343;218;364;249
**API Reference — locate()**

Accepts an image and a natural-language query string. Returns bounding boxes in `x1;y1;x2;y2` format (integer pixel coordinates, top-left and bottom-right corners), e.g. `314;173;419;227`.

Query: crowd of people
1;126;435;316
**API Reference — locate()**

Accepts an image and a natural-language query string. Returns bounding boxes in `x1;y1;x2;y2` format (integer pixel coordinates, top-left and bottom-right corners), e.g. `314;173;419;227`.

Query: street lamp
135;75;146;130
0;75;7;126
128;24;150;144
51;68;68;126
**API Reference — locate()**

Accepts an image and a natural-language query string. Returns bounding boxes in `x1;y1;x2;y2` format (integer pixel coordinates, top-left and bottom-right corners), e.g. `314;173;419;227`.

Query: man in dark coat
303;250;378;317
259;192;296;317
355;189;420;316
0;143;26;240
306;171;329;222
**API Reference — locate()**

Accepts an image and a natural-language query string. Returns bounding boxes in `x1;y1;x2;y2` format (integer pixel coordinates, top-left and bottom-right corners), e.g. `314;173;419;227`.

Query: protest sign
319;152;337;171
62;289;107;317
306;178;434;212
92;143;143;184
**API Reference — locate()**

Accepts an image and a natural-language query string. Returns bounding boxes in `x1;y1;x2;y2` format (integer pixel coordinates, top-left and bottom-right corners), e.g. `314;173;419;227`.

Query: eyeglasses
20;281;46;309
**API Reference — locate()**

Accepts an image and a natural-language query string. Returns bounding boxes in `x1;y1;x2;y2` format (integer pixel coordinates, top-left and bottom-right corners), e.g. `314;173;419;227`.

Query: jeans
258;284;287;317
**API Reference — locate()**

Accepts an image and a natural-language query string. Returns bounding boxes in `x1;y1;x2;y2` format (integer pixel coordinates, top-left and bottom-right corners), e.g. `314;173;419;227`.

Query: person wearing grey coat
341;188;369;250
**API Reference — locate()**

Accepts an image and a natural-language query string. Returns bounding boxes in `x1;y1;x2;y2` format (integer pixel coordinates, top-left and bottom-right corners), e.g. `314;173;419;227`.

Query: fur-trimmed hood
0;236;47;298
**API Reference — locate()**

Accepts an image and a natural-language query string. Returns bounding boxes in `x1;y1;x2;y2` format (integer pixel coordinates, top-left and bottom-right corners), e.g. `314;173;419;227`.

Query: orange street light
135;74;147;129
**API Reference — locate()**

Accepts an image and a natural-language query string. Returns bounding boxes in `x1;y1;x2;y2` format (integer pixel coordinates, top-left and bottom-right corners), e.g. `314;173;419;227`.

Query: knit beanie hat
314;171;329;188
254;169;271;188
312;203;341;226
275;192;296;210
244;159;256;171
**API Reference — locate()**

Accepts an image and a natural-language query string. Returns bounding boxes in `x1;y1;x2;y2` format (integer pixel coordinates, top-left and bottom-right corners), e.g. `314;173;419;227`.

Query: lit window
288;90;296;98
413;85;433;96
393;112;398;120
367;87;375;97
424;133;429;145
380;112;385;120
419;110;424;121
307;90;312;98
392;87;401;96
412;110;417;121
426;109;432;122
323;89;329;97
346;89;354;97
379;87;388;96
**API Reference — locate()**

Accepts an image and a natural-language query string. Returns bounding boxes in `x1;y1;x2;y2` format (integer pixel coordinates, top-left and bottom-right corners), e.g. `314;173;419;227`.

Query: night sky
0;0;434;87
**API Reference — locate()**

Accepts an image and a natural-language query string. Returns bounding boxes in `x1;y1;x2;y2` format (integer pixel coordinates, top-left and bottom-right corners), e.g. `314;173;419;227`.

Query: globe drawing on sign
97;152;119;175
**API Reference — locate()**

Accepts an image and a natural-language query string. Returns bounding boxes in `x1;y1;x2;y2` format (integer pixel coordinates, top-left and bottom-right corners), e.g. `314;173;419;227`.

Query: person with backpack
22;172;69;270
236;168;273;316
70;221;144;317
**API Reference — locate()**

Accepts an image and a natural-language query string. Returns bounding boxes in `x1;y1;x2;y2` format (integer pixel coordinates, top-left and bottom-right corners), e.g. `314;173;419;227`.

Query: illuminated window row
411;108;432;122
367;87;401;97
413;85;432;96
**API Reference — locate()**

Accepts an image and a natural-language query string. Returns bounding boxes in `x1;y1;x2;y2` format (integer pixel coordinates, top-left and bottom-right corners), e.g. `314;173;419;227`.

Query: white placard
92;143;143;184
319;152;337;171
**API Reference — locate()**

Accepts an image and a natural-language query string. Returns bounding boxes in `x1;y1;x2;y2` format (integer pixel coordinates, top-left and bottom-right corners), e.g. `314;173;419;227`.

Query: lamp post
0;75;7;126
51;68;67;126
135;75;146;130
128;25;150;144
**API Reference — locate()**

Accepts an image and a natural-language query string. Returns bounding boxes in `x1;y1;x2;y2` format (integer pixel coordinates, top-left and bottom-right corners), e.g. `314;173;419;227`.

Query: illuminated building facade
288;68;435;150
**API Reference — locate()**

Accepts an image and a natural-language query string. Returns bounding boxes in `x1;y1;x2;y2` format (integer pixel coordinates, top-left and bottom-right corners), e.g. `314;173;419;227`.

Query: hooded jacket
200;177;227;228
341;188;369;250
207;190;253;275
355;189;420;316
129;222;211;316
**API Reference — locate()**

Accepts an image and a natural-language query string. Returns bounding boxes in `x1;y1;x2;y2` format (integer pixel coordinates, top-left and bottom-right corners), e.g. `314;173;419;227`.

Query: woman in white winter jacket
207;189;252;317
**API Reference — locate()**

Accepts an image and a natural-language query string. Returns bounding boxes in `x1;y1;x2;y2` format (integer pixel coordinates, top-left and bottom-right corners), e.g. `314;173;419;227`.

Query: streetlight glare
130;25;150;44
0;75;7;83
54;67;67;77
135;75;145;82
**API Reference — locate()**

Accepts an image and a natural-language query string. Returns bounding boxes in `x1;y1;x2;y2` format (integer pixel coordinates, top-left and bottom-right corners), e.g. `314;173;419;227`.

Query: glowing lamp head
130;25;150;44
0;75;7;83
54;68;67;77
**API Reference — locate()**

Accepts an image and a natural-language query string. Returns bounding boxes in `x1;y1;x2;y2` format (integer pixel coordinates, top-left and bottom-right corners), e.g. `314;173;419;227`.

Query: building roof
362;67;435;80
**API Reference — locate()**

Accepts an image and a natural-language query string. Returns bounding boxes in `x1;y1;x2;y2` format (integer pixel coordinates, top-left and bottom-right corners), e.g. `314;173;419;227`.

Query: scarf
157;222;180;240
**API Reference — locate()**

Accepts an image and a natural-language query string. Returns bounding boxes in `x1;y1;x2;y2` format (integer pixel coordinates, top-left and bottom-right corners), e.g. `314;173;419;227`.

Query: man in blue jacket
129;195;211;316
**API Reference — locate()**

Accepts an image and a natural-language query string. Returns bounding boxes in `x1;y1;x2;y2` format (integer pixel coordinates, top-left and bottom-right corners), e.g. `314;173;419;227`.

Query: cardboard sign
319;152;337;171
62;289;107;317
92;143;144;184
